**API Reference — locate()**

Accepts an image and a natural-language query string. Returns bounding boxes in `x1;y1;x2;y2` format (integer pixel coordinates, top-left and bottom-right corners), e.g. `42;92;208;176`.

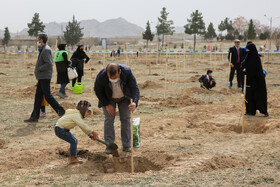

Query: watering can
68;82;85;94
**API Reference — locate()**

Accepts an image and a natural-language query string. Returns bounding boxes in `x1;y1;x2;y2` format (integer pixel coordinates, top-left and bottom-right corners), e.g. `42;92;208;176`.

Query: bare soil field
0;52;280;186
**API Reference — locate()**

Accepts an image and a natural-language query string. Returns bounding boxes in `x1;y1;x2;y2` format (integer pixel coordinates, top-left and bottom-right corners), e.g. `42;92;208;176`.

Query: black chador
242;43;268;116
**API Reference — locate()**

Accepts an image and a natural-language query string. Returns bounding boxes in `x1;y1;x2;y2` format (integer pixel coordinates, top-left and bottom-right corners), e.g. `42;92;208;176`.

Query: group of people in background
198;39;268;117
54;44;90;98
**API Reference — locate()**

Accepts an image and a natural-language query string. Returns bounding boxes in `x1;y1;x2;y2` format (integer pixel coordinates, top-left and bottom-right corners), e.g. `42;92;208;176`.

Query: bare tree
232;16;248;38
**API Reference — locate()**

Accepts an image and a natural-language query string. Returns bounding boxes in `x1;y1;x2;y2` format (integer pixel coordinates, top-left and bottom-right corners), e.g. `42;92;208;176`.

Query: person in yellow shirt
55;100;99;164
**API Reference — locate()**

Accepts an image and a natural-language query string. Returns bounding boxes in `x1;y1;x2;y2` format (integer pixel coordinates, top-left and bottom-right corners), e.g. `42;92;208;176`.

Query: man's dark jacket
228;46;246;66
198;75;216;89
94;64;140;108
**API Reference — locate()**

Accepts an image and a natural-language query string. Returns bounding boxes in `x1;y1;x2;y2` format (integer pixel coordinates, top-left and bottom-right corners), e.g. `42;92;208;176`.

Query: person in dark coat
199;70;216;90
54;44;71;98
228;39;246;88
94;63;139;154
241;42;268;116
24;33;65;123
70;45;90;87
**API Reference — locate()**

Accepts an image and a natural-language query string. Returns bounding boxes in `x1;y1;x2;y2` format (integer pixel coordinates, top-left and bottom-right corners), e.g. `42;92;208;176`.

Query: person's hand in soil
129;102;136;113
90;131;99;140
106;104;115;116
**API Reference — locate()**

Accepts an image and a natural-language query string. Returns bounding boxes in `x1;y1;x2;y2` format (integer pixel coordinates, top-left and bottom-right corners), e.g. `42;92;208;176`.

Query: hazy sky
1;0;280;32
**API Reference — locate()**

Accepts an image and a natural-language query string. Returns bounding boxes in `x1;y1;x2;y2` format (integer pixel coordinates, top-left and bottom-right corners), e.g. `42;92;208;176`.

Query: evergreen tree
27;13;45;48
2;27;11;50
218;20;226;34
64;16;84;49
247;19;256;40
205;22;217;40
142;21;154;49
184;10;205;51
218;18;234;40
156;7;175;48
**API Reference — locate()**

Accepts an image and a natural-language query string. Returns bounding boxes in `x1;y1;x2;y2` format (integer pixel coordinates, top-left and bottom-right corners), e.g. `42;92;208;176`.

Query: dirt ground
0;52;280;186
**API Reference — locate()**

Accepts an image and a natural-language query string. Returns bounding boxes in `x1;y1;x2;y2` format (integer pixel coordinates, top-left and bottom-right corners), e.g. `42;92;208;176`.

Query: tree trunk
147;40;149;49
193;34;196;51
162;34;165;49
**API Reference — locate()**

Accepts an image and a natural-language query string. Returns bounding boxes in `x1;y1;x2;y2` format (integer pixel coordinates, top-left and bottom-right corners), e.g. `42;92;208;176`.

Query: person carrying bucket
70;45;90;87
54;44;71;98
55;100;99;164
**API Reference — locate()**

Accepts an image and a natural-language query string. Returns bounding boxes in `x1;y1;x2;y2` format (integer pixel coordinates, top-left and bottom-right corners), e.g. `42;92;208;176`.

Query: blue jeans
59;83;67;94
55;126;77;156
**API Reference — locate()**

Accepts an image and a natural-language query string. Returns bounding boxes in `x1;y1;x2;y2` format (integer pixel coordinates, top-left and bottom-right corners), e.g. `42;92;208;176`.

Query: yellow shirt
56;109;92;135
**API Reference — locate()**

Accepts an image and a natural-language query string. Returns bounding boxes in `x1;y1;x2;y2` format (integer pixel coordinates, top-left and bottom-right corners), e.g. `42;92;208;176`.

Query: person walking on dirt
54;44;71;98
228;39;246;88
55;100;99;164
94;63;139;154
70;45;90;87
24;33;65;123
199;70;216;90
241;43;268;117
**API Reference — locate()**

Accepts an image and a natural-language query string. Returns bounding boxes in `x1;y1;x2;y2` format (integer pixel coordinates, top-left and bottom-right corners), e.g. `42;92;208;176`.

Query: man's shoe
69;156;83;164
24;117;38;123
104;148;112;154
123;147;131;152
63;93;68;97
264;113;269;117
57;92;65;98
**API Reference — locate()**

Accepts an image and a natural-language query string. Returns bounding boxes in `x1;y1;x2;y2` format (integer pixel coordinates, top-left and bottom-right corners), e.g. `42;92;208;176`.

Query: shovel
89;136;119;157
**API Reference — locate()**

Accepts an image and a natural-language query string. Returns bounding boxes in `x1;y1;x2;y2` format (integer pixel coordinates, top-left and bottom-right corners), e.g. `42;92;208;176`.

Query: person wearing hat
24;33;65;123
94;63;139;154
54;44;71;98
198;70;216;90
228;39;246;88
55;100;99;164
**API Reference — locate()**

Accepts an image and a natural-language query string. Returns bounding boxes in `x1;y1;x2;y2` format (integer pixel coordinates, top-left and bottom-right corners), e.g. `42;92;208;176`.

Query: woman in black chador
70;45;90;87
242;43;268;116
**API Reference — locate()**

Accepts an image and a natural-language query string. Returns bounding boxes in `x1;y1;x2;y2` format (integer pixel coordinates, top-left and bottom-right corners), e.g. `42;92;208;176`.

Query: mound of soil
56;148;176;173
139;80;162;89
160;95;203;107
187;75;200;82
197;155;246;172
140;95;161;102
0;149;55;172
17;85;36;97
0;139;5;149
60;101;76;109
226;119;280;134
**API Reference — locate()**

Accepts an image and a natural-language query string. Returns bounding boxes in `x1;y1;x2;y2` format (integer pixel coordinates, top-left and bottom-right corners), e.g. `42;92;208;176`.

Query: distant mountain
0;17;144;38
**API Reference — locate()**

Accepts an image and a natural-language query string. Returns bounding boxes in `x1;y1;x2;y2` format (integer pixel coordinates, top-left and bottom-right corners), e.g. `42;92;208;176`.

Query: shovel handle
89;136;109;146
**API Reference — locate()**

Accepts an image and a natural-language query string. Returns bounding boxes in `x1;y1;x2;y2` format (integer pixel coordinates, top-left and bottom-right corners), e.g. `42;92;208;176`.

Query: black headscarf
76;45;84;53
58;44;66;50
71;44;90;63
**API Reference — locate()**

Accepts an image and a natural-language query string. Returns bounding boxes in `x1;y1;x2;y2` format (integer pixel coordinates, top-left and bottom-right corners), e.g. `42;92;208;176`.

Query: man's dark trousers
229;64;243;87
31;79;65;119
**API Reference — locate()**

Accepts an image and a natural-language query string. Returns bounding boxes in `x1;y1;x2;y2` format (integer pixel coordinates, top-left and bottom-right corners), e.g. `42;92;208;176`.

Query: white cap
234;39;240;42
